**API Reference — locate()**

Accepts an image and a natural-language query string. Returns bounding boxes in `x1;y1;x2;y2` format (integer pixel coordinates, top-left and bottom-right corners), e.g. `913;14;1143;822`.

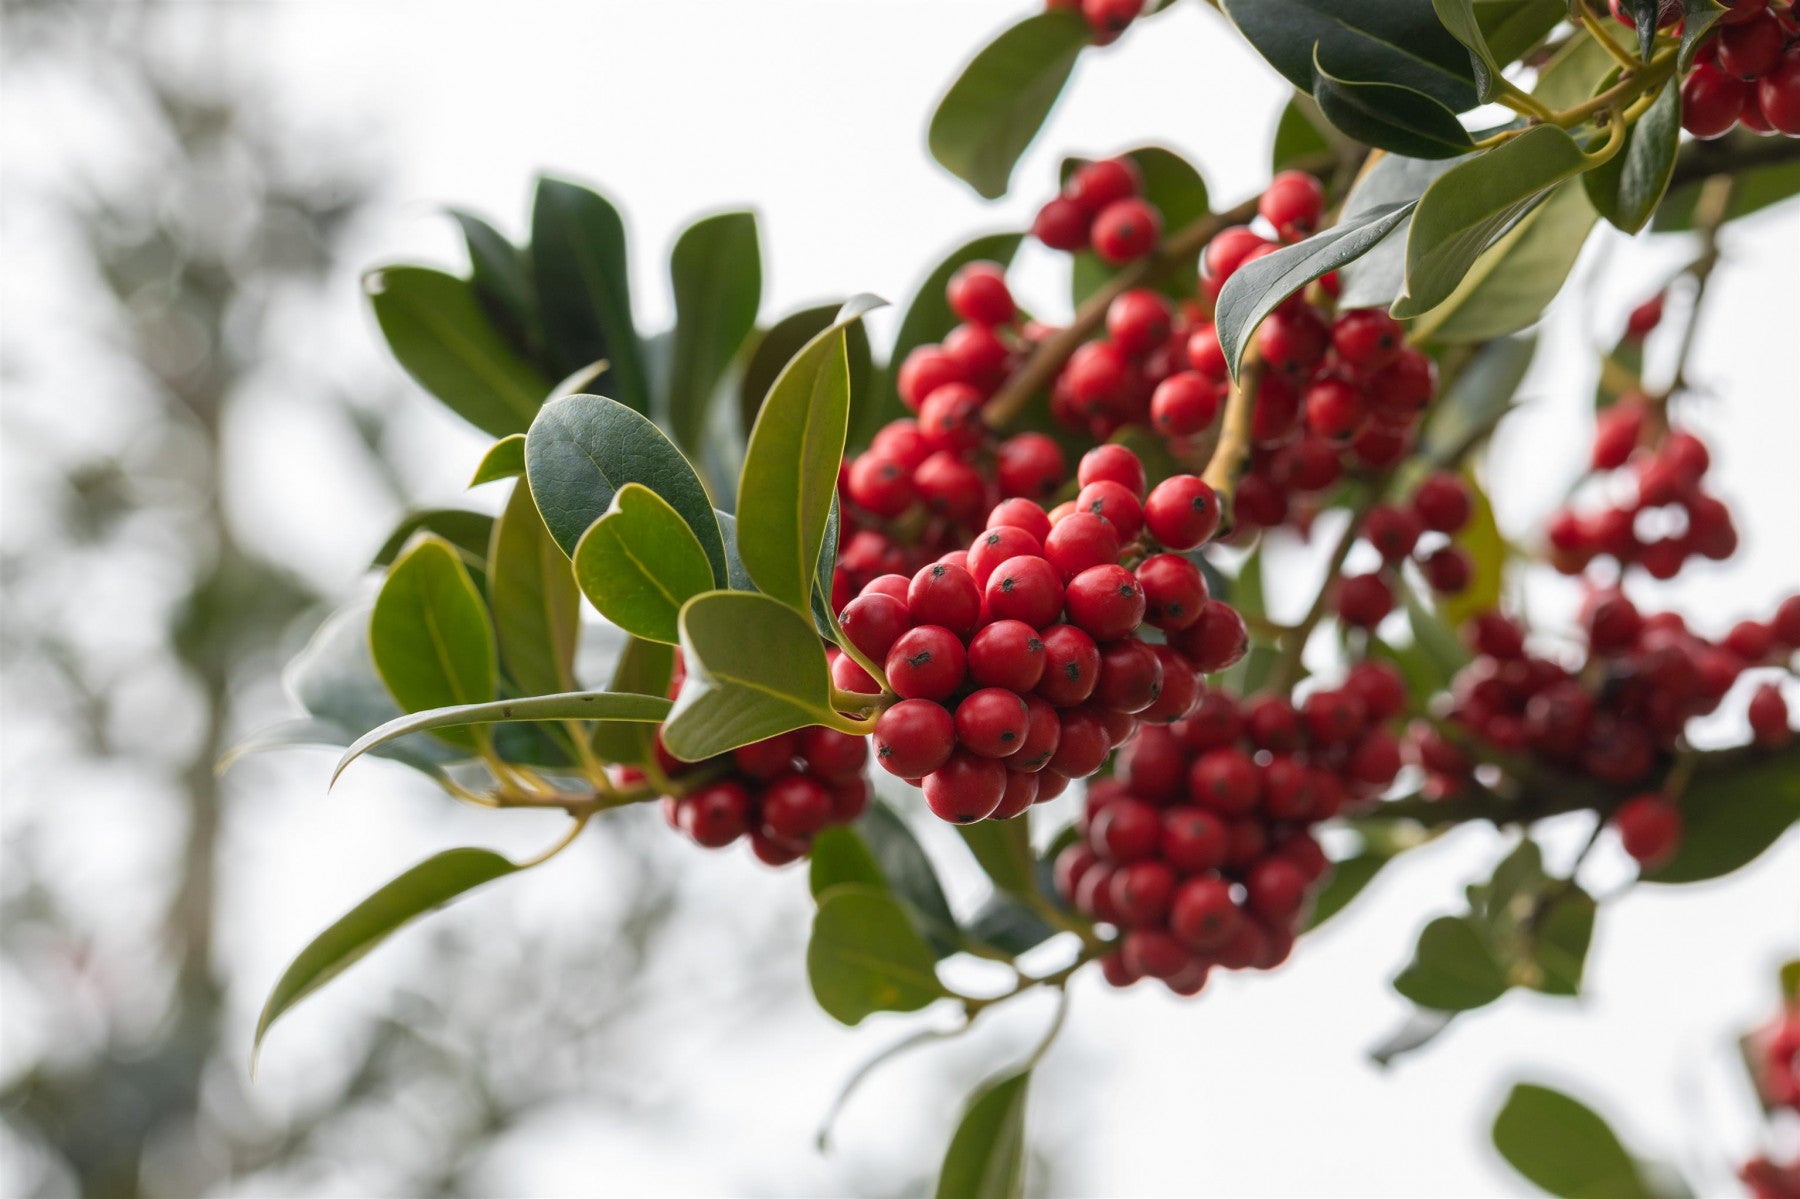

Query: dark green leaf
589;636;674;766
808;884;946;1025
928;11;1090;200
860;802;961;956
1434;0;1562;101
1396;124;1593;318
524;393;726;582
1272;96;1335;174
1393;914;1509;1011
1678;0;1729;69
1221;0;1480;111
1215;199;1417;380
448;208;537;358
1585;81;1681;234
711;509;758;591
366;266;548;437
469;434;526;486
529;177;649;414
1402;585;1473;686
254;848;522;1063
1646;743;1800;884
572;483;716;645
370;535;496;749
935;1071;1030;1199
956;816;1038;896
740;305;868;455
666;211;761;455
489;479;580;696
967;895;1059;956
1313;55;1478;160
663;590;847;760
1335;154;1466;308
333;690;670;784
1492;1083;1655;1199
372;509;493;570
736;295;883;610
810;827;888;899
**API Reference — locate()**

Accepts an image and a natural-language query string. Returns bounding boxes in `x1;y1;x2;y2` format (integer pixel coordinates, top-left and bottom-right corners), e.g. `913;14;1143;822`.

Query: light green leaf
469;434;527;486
1492;1084;1655;1199
663;590;846;761
489;479;580;696
1531;887;1597;997
572;483;716;645
333;690;670;784
928;11;1091;200
254;848;522;1064
808;884;946;1025
1393;914;1509;1011
739;303;874;454
529;177;649;414
1583;81;1682;235
667;211;761;455
736;295;883;610
524;393;726;582
934;1071;1031;1199
370;535;496;749
1437;473;1505;629
372;509;493;571
1272;96;1335;174
366;266;548;438
1335;154;1467;309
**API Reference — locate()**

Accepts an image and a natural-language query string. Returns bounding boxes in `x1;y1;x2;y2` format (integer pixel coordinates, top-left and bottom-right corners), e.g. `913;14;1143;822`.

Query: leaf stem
1497;77;1555;122
1202;354;1262;510
1577;3;1642;72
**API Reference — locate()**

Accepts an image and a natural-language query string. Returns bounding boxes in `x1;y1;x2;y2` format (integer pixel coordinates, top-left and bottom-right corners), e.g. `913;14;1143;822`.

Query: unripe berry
885;625;967;701
984;554;1066;628
1091;197;1161;263
1143;475;1221;550
1065;563;1149;641
1613;794;1683;868
946;260;1015;327
923;751;1008;823
1037;624;1102;706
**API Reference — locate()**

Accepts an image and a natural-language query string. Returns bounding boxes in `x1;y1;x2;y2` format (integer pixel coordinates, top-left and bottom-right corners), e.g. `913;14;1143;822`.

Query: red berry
1105;289;1173;357
1161;807;1228;874
967;526;1044;587
762;774;834;840
923;751;1008;823
870;420;932;470
1143;475;1221;550
1256;307;1330;376
1717;10;1786;78
1413;471;1473;533
1186;323;1228;379
1203;225;1268;282
1331;308;1403;373
1109;860;1177;926
967;620;1047;692
913;451;985;521
1066;156;1141;214
1122;929;1189;979
984;554;1066;628
1420;545;1473;595
885;625;967;701
995;433;1066;500
1344;660;1407;722
1335;572;1394;629
918;381;985;454
1348;727;1403;788
1065;563;1149;641
678;781;753;848
1592;399;1646;470
1302;688;1366;745
1624;295;1664;341
1243;693;1302;751
1091;198;1162;263
990;770;1039;820
734;732;799;779
838;592;909;660
1063;340;1130;416
846;455;916;517
1033;195;1091;251
1367;348;1436;420
1013;696;1063;771
1759;45;1800;133
832;649;881;696
1304;376;1368;442
1773;595;1800;648
908;562;982;637
749;829;809;867
1170;599;1248;672
1363;502;1424;564
1094;637;1164;714
1049;706;1113;777
1683;61;1753;137
1077;443;1148;497
1137;553;1208;630
1151;370;1224;437
896;346;966;412
1076;479;1146;542
1749;683;1791;747
1170;876;1241;951
801;726;869;781
955;687;1031;759
987;497;1053;544
1045;511;1124;581
1613;794;1683;868
1258;169;1325;240
947;260;1015;327
943;322;1011;388
1037;624;1102;706
1244;857;1309;921
1116;724;1185;801
1187;746;1260;816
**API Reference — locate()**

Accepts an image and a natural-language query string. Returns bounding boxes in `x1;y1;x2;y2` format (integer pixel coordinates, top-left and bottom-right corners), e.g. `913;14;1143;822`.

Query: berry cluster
1676;0;1800;138
643;657;872;866
1547;403;1737;580
1051;661;1409;994
1031;155;1163;265
1046;0;1146;45
1409;592;1799;865
838;263;1068;601
1334;471;1479;630
844;444;1247;824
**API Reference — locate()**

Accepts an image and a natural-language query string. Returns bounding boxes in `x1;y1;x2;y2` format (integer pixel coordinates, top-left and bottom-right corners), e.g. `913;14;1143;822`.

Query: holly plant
234;0;1800;1192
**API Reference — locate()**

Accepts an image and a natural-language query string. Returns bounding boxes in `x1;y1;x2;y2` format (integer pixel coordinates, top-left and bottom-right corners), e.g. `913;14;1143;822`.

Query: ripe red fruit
1334;572;1394;629
990;771;1039;820
955;687;1031;758
967;525;1044;587
995;433;1066;500
1759;46;1800;134
1186;323;1228;379
1063;340;1130;414
1683;62;1752;137
1091;197;1162;263
1345;661;1407;722
872;700;954;778
967;620;1047;692
1065;563;1148;641
1036;624;1101;706
985;554;1066;628
1245;857;1309;921
1258;169;1325;240
1257;307;1330;376
1076;479;1146;542
918;381;985;454
1304;375;1368;441
1188;747;1260;816
1613;794;1683;868
801;726;869;781
1303;688;1366;745
1413;471;1473;533
1203;225;1269;282
749;830;809;867
1774;595;1800;648
1033;195;1091;251
1049;706;1113;777
885;625;967;701
862;573;912;606
831;649;881;695
1094;637;1164;714
987;497;1053;544
1717;10;1786;78
943;322;1010;388
838;592;909;660
1160;807;1227;874
1348;727;1403;788
1592;399;1646;470
1749;683;1791;747
946;260;1015;327
923;751;1008;823
1122;929;1189;979
1151;371;1224;437
1143;475;1221;550
1363;502;1424;564
1045;511;1124;581
1420;545;1474;595
1066;156;1141;214
895;346;967;413
908;561;981;637
1367;348;1436;418
761;774;834;840
1115;724;1184;800
1105;289;1173;358
1078;443;1148;497
1169;876;1241;951
678;781;753;848
1137;553;1207;630
734;732;799;779
1090;796;1160;862
1331;308;1403;373
1109;860;1177;926
913;451;985;521
1013;696;1063;771
845;455;915;517
1170;599;1248;672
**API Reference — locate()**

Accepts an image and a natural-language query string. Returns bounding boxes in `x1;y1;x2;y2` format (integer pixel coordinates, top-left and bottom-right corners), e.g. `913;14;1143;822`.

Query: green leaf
588;636;674;766
1407;180;1598;344
860;802;962;956
808;884;946;1025
489;479;580;696
1653;152;1800;231
1272;96;1335;174
663;590;844;760
934;1071;1030;1199
1780;959;1800;1003
667;211;761;455
1304;851;1392;931
1313;55;1477;160
370;535;496;749
868;233;1023;445
1403;585;1473;685
1531;887;1597;997
739;304;874;456
333;690;671;784
1434;0;1562;102
1065;147;1212;304
529;177;649;414
1585;81;1681;235
524;393;726;582
810;827;888;898
928;11;1090;200
1416;333;1538;466
736;295;883;610
1221;0;1481;112
1393;914;1510;1011
1492;1083;1655;1199
1396;124;1594;318
1678;0;1729;69
572;483;716;645
1534;20;1627;111
366;266;548;438
1436;473;1505;629
966;896;1059;957
1335;154;1467;308
710;510;758;591
469;434;527;486
1215;200;1417;381
448;208;537;359
254;848;522;1063
372;509;493;570
1646;743;1800;884
957;816;1038;896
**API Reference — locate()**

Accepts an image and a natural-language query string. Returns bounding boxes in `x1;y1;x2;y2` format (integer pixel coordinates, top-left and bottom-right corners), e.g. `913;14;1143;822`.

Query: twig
1201;355;1262;503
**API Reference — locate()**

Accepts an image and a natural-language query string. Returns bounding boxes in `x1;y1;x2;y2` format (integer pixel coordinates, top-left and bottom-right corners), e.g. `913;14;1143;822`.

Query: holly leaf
469;434;526;486
1393;914;1509;1011
1221;0;1480;112
934;1071;1031;1199
1492;1083;1656;1199
1646;743;1800;883
370;535;496;749
588;635;674;767
1312;56;1477;161
666;211;761;455
529;177;650;414
1584;80;1682;235
488;479;580;697
572;483;716;645
807;884;946;1025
